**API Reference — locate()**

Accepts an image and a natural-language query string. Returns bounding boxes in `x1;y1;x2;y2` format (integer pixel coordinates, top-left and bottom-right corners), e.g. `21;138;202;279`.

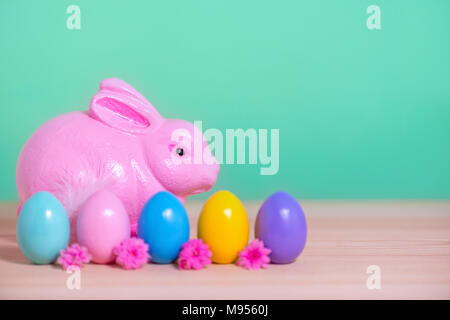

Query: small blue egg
138;191;189;264
17;191;70;264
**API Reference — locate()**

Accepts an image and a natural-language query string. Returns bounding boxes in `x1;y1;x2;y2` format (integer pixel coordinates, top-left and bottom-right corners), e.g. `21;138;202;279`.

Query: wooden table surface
0;201;449;300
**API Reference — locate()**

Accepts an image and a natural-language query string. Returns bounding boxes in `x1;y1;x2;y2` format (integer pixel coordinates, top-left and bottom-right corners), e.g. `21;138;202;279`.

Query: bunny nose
205;162;220;186
187;163;219;195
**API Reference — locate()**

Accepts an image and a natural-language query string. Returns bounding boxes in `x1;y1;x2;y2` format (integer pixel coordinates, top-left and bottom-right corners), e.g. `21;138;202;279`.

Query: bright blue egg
17;191;70;264
137;191;189;264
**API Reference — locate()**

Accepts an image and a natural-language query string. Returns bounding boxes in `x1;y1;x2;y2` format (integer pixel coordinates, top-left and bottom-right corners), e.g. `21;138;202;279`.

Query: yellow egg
198;190;249;264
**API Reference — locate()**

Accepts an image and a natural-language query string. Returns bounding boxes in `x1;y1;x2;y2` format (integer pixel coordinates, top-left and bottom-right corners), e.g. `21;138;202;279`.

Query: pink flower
237;239;271;270
113;237;150;270
178;239;212;270
57;244;91;270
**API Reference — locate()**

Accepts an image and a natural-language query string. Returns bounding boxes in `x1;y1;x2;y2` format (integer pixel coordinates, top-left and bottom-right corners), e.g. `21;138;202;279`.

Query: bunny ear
99;78;149;104
89;78;163;134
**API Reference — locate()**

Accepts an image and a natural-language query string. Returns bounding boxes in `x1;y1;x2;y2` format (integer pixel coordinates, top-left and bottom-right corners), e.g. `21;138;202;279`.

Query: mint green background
1;1;449;200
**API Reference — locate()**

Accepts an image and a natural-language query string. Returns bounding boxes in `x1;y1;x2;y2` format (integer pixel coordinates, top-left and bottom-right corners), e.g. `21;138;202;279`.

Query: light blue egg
17;191;70;264
137;191;189;264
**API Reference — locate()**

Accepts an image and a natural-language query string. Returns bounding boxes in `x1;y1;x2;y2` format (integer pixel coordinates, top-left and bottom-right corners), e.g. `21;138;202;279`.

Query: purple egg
255;191;307;264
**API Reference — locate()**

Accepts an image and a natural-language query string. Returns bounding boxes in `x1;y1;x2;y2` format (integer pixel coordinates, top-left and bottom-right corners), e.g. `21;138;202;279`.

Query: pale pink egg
76;190;130;264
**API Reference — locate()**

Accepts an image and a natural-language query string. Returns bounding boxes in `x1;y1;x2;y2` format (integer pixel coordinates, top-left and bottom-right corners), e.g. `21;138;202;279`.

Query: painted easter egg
16;191;70;264
198;190;249;264
77;190;130;264
255;191;307;264
137;191;189;264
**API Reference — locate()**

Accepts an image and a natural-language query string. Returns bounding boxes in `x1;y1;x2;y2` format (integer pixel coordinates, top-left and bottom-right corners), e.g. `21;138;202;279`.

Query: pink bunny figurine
16;78;219;237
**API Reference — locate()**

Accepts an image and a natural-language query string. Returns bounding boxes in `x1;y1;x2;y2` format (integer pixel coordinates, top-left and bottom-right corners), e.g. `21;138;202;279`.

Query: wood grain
0;201;449;299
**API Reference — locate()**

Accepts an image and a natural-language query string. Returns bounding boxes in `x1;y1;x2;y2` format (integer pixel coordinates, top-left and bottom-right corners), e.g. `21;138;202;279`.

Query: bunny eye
176;147;184;156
